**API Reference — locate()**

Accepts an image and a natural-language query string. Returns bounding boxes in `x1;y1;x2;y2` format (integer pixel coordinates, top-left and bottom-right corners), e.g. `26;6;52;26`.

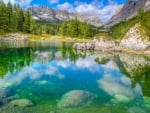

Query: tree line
38;19;99;38
0;1;33;34
0;2;99;38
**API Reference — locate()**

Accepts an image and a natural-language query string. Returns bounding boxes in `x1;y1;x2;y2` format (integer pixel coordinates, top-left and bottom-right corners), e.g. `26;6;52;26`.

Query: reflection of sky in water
0;51;143;104
98;74;142;102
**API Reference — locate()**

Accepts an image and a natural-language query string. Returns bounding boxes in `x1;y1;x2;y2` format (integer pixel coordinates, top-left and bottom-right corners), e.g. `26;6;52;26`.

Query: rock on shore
73;37;121;52
120;23;150;51
0;33;29;41
73;23;150;52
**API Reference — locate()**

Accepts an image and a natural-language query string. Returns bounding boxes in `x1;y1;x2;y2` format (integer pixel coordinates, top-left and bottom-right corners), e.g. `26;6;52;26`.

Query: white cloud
75;4;101;17
49;0;59;4
99;4;122;22
1;0;33;8
57;0;123;22
2;0;15;4
16;0;32;8
57;2;73;12
2;0;124;22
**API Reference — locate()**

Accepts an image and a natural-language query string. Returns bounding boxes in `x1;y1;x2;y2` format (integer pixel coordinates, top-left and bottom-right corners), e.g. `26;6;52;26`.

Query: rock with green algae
144;96;150;104
0;88;14;105
113;94;131;103
128;106;146;113
9;99;34;107
57;90;95;108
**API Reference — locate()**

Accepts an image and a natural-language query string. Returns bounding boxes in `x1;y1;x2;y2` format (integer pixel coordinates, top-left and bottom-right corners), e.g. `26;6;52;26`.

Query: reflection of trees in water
0;48;32;77
0;46;81;77
1;47;150;96
131;69;150;97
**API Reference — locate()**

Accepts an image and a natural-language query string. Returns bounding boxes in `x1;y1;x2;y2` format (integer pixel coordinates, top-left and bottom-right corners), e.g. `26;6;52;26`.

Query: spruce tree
0;3;8;33
23;10;31;33
6;1;13;32
17;9;24;31
59;22;68;36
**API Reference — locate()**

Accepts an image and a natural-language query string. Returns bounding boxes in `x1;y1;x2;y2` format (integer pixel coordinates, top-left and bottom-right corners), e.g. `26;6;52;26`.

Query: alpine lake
0;41;150;113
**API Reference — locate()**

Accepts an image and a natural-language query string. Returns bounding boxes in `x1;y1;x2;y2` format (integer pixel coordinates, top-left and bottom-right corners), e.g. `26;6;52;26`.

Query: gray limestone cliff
28;7;103;27
104;0;150;28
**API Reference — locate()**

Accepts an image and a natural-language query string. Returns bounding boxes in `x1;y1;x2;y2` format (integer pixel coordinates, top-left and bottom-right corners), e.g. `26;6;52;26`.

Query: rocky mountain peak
28;7;103;27
104;0;150;28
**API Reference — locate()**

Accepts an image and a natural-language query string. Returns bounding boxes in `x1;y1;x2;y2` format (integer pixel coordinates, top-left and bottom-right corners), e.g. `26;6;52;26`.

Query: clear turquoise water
0;41;150;113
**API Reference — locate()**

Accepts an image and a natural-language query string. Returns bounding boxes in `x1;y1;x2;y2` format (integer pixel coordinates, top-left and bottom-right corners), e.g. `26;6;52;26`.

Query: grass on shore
1;33;92;43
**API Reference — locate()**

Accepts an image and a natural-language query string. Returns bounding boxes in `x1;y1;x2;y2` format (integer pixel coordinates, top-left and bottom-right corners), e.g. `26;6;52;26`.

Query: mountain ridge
28;6;103;27
104;0;150;28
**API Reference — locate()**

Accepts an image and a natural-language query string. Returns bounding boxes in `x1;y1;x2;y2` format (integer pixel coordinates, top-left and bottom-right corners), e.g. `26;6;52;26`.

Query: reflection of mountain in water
0;46;150;98
94;52;150;77
93;51;150;97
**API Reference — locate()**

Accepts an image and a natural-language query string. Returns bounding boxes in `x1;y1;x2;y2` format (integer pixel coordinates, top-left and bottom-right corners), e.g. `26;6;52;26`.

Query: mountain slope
120;23;150;50
104;0;150;28
28;7;103;27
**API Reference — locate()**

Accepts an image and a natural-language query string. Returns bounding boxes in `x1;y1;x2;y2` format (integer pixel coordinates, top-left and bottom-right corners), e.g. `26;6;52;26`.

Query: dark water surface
0;41;150;113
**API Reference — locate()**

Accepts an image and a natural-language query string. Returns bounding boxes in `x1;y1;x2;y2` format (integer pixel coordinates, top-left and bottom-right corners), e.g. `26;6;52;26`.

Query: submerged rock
9;99;34;107
113;94;131;103
128;106;146;113
57;90;94;108
143;96;150;104
0;88;14;105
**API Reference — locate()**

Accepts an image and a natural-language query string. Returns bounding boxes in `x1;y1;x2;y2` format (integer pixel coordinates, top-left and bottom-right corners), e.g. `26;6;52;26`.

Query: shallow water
0;41;150;113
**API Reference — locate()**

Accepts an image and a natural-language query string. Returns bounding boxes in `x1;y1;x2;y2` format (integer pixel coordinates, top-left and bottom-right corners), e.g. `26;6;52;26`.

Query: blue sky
3;0;127;22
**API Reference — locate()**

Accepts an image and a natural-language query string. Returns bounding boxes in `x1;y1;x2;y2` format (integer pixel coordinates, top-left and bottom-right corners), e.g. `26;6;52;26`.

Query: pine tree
80;22;90;38
0;3;8;33
23;10;31;33
59;22;68;36
12;10;18;32
68;18;79;37
17;9;24;31
30;19;36;33
6;1;13;32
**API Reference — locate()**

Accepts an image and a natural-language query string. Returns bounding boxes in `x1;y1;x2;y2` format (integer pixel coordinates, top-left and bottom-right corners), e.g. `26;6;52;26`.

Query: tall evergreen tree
23;10;31;33
68;18;79;37
0;3;8;33
80;22;90;38
17;9;24;31
59;22;68;36
6;1;13;32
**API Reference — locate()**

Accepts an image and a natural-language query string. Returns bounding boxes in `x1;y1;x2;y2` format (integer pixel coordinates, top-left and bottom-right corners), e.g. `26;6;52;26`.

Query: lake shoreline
0;33;150;56
0;33;91;43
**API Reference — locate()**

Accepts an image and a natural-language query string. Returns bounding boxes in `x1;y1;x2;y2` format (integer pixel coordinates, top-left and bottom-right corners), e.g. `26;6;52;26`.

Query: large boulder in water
9;99;34;107
0;88;13;106
57;90;94;108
